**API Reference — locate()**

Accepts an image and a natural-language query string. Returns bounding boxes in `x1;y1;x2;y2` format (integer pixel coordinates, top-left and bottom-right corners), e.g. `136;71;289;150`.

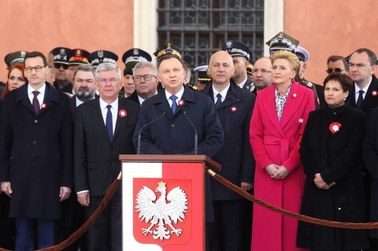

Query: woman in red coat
250;50;314;251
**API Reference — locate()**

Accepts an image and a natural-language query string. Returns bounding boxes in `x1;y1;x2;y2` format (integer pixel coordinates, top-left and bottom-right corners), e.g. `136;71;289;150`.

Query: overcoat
249;82;314;251
297;105;369;250
133;85;224;157
201;82;255;199
0;83;73;220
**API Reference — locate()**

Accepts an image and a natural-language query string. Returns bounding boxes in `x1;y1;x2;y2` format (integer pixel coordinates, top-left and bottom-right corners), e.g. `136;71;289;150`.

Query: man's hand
59;186;71;202
241;182;253;191
1;182;12;197
77;192;90;207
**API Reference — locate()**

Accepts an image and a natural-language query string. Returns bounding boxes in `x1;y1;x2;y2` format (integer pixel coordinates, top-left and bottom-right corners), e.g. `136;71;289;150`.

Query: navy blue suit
134;85;224;156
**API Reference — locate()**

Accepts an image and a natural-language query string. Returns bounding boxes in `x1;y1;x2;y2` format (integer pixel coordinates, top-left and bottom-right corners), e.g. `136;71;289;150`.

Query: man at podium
133;53;224;248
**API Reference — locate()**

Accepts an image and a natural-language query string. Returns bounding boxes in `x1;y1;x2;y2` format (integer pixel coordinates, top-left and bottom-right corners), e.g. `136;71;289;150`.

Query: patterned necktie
356;90;364;108
106;105;113;141
215;93;222;108
32;91;40;114
170;95;178;114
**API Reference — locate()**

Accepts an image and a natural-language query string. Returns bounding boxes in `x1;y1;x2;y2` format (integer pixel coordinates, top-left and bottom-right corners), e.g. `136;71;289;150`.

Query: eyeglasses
25;65;45;73
252;69;272;74
54;63;69;70
98;77;120;85
326;68;343;74
132;74;156;82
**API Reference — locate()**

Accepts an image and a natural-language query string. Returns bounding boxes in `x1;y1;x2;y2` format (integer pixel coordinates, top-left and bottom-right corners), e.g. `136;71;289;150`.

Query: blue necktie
215;93;222;108
170;95;178;114
106;105;113;141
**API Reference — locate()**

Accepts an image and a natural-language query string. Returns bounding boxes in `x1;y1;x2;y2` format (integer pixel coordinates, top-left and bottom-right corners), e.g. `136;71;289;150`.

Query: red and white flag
122;162;205;251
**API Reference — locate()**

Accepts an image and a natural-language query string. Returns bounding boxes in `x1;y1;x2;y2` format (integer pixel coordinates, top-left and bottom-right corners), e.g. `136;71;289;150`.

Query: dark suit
348;75;378;250
241;77;257;95
0;83;73;250
348;75;378;116
297;105;369;250
202;82;255;251
74;97;139;251
126;91;141;105
364;107;378;239
299;78;325;109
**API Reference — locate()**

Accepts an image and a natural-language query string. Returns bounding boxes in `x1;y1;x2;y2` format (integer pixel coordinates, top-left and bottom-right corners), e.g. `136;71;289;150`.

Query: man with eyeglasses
252;57;274;92
0;51;73;250
326;55;348;75
121;48;152;98
50;47;73;94
127;61;159;105
74;62;139;251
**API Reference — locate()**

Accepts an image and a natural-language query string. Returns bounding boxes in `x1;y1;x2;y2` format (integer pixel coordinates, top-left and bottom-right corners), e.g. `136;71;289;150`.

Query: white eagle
135;181;188;240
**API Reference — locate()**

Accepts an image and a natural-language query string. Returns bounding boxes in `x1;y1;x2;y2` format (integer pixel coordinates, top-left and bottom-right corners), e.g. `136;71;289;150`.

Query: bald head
252;57;273;91
208;51;235;88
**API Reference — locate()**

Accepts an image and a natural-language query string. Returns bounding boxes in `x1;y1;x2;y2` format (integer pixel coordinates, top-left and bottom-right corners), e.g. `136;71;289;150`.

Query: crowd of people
0;31;377;251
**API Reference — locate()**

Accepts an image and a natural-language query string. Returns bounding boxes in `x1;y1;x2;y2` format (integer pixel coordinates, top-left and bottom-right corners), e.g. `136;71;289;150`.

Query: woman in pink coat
250;50;314;251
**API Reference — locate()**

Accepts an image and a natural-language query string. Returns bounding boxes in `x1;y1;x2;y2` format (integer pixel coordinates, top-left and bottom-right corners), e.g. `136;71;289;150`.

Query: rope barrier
207;168;378;230
2;167;378;251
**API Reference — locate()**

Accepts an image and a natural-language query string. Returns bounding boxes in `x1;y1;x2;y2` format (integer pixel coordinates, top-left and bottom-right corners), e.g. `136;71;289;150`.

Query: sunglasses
54;63;69;70
326;68;343;74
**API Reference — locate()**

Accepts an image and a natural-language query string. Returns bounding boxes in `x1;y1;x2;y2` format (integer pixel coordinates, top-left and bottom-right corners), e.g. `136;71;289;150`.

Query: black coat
0;84;73;220
363;107;378;238
297;105;369;250
201;83;255;200
74;97;139;196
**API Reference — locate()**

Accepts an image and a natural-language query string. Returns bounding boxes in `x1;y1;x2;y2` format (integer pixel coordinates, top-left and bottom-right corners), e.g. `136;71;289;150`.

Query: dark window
157;0;264;68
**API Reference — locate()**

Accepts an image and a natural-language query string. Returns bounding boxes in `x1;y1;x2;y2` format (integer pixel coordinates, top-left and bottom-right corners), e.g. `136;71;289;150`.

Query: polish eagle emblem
135;181;188;240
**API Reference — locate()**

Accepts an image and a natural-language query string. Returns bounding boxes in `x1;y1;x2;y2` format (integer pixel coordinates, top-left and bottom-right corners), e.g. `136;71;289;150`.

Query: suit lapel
38;84;59;117
361;76;378;110
280;83;304;128
113;99;128;140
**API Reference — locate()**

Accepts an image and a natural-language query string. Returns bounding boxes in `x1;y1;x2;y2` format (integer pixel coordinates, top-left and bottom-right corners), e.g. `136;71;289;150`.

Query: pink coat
250;82;314;251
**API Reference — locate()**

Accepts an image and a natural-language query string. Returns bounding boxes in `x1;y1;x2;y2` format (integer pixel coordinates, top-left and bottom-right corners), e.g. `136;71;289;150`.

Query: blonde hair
271;50;300;75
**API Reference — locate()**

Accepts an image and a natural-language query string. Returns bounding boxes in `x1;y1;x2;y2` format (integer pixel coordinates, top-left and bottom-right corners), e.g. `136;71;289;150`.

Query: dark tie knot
106;104;112;110
32;91;40;97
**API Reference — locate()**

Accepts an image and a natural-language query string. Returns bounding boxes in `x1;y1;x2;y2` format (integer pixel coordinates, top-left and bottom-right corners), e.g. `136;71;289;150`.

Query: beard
76;87;95;102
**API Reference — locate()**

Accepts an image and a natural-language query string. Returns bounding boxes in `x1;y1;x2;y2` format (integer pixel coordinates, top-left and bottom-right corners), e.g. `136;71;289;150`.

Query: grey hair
95;62;122;80
132;61;157;76
73;64;95;80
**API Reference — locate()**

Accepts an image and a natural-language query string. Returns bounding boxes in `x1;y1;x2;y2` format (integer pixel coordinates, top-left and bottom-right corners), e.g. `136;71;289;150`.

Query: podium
120;154;220;251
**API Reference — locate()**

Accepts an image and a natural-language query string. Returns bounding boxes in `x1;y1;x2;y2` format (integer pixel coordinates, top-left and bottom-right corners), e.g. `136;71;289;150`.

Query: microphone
182;109;198;155
137;111;166;154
